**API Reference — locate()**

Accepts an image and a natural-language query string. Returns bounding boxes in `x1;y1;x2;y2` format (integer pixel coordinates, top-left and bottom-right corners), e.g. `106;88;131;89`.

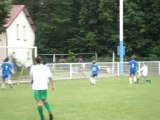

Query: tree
11;0;160;59
0;0;11;33
124;0;160;57
68;0;119;56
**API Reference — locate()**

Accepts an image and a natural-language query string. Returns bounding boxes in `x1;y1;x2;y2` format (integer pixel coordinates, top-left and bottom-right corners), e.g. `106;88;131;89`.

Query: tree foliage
0;0;11;33
10;0;160;59
124;0;160;57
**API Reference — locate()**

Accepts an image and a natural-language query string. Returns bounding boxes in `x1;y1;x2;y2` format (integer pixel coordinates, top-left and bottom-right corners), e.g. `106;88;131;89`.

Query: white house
0;5;37;67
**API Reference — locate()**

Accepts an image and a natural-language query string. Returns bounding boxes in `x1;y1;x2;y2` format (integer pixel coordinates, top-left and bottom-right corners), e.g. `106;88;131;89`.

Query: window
16;24;20;40
27;52;30;60
23;26;26;41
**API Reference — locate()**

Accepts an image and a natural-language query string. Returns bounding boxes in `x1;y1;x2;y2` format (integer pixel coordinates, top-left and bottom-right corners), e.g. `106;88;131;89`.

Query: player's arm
10;68;15;74
10;65;15;74
46;66;54;90
49;77;54;90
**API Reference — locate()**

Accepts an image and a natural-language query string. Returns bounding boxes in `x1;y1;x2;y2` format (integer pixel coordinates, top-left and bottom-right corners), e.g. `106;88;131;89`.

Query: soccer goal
0;46;37;84
38;52;98;63
0;46;37;66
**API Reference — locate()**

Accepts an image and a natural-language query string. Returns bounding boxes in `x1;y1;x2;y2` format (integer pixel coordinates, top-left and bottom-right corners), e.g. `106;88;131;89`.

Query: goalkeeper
137;63;151;83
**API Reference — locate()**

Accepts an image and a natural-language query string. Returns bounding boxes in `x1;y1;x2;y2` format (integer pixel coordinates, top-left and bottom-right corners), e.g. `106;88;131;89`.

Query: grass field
0;76;160;120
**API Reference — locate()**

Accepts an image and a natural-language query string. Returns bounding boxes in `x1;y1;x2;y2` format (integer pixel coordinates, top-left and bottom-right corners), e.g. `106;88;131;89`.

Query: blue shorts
91;73;98;77
130;70;136;75
2;74;10;80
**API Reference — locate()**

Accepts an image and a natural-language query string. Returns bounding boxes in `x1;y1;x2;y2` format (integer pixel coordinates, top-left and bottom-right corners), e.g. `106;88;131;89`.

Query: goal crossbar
38;53;97;62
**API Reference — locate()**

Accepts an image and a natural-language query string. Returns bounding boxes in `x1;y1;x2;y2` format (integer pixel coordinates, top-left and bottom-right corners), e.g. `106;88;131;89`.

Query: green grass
0;76;160;120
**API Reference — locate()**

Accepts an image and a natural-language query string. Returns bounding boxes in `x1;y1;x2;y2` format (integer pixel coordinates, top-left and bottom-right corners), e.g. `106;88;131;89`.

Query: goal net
0;46;37;84
38;53;98;63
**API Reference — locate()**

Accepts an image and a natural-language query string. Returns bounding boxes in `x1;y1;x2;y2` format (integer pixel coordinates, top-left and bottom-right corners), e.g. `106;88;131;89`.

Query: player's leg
90;73;94;85
92;74;98;85
146;79;151;83
90;77;94;84
43;99;53;120
92;77;96;85
133;73;137;83
1;75;7;89
37;101;45;120
129;73;133;84
34;90;45;120
42;90;53;120
137;74;142;83
8;74;13;88
144;75;151;83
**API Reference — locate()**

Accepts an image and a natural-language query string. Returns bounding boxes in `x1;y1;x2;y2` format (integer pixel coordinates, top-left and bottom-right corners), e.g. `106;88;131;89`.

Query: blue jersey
128;60;138;73
91;64;99;76
1;62;12;76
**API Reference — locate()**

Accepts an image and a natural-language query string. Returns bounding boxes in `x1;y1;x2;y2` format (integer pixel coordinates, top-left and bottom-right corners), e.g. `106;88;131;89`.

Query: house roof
4;5;36;32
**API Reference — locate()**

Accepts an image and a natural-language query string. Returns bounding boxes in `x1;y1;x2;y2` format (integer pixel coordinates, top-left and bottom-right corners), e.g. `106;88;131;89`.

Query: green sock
37;106;44;120
44;102;52;113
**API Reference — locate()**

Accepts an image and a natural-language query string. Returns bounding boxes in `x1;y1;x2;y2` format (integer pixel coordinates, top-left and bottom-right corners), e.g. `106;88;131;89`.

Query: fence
1;61;159;83
47;61;160;80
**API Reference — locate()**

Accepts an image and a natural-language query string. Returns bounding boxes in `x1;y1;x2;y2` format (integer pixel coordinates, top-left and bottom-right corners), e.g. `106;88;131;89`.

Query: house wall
6;10;35;67
0;32;7;62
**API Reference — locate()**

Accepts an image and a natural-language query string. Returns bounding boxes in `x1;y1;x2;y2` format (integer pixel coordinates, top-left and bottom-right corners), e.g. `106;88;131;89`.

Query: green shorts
34;90;47;101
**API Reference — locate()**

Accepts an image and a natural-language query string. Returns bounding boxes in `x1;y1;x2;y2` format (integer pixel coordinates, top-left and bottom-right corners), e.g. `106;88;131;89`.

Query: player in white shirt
30;57;54;120
137;63;151;83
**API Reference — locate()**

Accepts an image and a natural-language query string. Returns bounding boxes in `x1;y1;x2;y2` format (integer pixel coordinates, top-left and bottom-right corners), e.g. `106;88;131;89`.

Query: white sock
90;77;93;84
129;78;132;84
8;79;12;84
93;78;96;84
133;76;137;82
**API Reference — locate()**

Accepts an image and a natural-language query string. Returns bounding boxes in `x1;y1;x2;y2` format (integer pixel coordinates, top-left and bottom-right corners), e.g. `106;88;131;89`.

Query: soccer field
0;76;160;120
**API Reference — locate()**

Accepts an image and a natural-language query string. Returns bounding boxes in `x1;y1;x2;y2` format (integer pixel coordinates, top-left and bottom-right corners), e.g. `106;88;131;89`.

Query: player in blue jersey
128;58;138;84
90;60;99;85
1;57;14;88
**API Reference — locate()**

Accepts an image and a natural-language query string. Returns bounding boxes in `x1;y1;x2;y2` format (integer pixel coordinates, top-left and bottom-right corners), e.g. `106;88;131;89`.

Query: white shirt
30;64;52;90
138;65;148;76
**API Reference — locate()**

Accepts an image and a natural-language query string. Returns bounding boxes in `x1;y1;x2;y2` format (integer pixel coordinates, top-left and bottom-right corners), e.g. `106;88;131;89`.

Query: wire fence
47;61;160;80
0;61;159;84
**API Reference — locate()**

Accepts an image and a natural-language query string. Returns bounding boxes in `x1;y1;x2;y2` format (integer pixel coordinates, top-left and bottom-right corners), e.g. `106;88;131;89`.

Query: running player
1;57;14;88
30;56;54;120
128;58;138;84
90;60;99;85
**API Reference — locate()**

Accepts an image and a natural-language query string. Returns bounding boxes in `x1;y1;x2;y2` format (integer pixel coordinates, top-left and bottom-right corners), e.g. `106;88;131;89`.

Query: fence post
70;63;72;79
117;62;120;76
